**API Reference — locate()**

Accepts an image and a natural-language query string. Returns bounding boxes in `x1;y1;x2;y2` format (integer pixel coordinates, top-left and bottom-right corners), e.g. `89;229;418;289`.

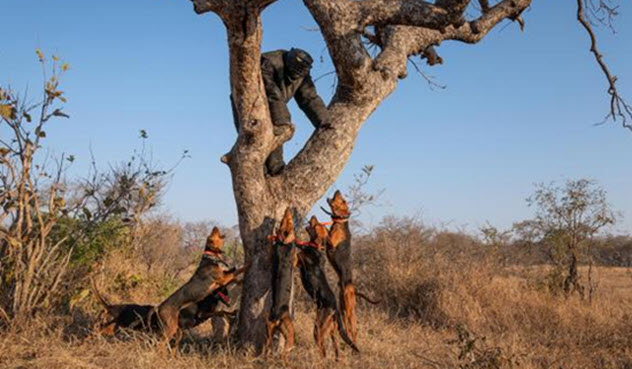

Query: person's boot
266;146;285;175
273;122;295;136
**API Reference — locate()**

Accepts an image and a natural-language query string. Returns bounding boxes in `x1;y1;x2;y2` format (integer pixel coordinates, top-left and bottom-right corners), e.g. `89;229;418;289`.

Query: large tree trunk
220;4;392;349
188;0;533;350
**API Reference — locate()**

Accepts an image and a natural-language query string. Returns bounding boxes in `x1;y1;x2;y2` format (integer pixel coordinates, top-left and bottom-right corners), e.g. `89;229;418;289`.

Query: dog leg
264;320;277;359
323;313;337;360
331;321;340;361
315;314;326;358
280;314;294;365
343;284;357;342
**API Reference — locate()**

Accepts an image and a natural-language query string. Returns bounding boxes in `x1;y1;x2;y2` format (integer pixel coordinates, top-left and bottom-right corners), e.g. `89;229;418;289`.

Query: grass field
1;265;630;369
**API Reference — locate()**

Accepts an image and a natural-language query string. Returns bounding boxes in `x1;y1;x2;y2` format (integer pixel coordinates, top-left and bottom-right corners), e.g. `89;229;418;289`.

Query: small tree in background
515;179;617;298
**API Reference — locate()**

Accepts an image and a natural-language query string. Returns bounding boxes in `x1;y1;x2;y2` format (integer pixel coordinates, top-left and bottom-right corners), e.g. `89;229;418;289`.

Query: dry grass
1;218;631;369
2;265;630;369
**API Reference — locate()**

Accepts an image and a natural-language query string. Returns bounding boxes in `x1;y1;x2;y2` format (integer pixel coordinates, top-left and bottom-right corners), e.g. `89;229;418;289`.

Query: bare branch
576;0;632;131
409;57;446;90
358;0;456;29
302;0;373;86
372;0;532;79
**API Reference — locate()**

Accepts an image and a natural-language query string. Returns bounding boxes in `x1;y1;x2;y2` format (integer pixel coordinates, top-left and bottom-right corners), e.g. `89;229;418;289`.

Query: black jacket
261;50;328;127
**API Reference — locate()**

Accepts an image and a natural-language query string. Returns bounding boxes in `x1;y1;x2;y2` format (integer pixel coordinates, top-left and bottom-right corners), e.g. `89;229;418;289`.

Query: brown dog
156;227;247;346
297;216;359;359
265;207;297;363
323;190;358;342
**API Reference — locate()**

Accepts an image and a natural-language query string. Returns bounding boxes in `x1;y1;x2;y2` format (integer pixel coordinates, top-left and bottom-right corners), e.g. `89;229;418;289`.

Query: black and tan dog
177;285;236;331
323;190;359;342
297;216;359;359
264;207;297;362
156;227;247;345
92;278;236;338
91;278;155;336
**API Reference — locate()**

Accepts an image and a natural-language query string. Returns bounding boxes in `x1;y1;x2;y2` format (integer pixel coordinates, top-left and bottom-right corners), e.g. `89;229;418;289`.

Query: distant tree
514;179;617;298
183;0;630;346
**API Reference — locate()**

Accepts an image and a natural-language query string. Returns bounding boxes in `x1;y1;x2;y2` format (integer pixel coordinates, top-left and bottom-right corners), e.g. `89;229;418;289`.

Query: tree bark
187;0;533;349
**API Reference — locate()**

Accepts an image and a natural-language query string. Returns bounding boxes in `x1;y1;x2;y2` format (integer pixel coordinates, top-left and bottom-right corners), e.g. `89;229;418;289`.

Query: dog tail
90;276;113;312
356;291;381;305
335;309;360;353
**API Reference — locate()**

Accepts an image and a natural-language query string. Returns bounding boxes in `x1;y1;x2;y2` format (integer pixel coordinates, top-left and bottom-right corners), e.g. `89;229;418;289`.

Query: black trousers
230;95;285;175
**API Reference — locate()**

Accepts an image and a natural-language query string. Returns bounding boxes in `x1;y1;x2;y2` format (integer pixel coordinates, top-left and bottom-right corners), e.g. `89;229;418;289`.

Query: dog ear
309;215;319;227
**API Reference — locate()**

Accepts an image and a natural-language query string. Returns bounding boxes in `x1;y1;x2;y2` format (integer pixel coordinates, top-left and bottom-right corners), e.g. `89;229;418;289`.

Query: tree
515;179;616;298
0;53;185;327
0;52;73;326
183;0;629;347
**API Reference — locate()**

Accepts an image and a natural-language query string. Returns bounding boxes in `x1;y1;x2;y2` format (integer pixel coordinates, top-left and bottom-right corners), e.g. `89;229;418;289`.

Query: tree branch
302;0;372;87
190;0;230;17
358;0;452;29
576;0;632;130
372;0;532;79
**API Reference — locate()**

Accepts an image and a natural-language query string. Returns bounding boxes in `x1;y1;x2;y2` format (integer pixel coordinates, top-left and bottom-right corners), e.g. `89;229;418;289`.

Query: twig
576;0;632;131
313;70;336;83
408;58;447;90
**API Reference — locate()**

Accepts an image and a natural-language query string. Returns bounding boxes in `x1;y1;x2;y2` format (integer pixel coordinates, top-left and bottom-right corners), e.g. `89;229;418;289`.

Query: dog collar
332;216;349;223
320;206;351;222
295;240;321;249
203;251;229;266
217;291;230;306
269;235;296;247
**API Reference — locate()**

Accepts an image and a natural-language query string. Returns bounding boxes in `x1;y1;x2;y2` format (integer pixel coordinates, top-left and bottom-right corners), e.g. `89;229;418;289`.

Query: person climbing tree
230;48;328;175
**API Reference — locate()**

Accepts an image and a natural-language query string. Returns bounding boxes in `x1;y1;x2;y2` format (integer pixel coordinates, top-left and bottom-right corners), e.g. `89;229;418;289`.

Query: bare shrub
0;52;73;327
354;216;485;328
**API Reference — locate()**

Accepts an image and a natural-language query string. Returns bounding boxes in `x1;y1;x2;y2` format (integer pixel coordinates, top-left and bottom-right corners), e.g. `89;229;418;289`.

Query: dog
297;215;359;359
264;207;297;363
156;227;247;345
91;277;156;336
177;285;235;330
322;190;359;342
92;278;236;338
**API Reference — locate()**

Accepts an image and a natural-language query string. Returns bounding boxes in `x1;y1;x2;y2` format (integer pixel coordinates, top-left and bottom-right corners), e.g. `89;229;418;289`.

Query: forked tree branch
191;0;281;20
280;0;534;205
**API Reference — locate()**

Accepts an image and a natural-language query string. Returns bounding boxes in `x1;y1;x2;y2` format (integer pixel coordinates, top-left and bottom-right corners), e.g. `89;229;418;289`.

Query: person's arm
294;74;328;128
261;58;291;125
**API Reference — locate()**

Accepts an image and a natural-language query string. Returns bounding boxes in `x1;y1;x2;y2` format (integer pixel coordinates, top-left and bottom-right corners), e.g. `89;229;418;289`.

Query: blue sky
2;0;631;233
